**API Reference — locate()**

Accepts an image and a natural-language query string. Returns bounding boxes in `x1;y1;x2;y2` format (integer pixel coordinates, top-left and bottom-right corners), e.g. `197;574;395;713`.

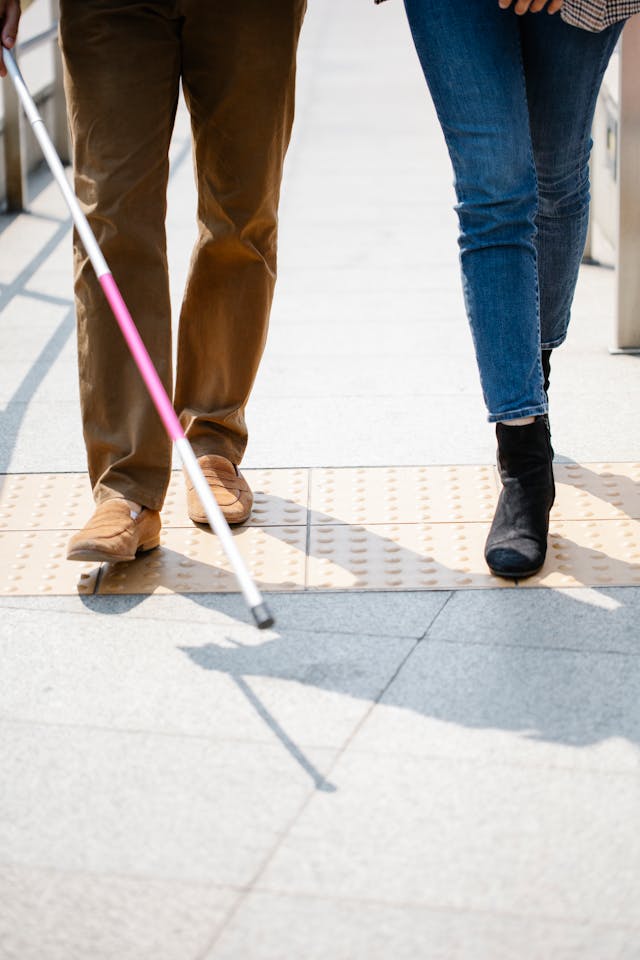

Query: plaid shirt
562;0;640;30
374;0;640;32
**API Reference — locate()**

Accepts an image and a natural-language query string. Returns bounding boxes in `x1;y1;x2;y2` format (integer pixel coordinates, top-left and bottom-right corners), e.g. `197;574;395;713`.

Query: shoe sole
188;510;252;527
67;538;161;564
486;561;543;580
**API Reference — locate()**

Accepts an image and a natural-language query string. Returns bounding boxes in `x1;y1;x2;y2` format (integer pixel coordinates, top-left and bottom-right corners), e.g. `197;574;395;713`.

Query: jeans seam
515;27;546;415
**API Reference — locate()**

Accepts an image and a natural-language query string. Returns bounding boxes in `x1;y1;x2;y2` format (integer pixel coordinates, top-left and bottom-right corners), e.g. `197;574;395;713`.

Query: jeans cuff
487;403;548;424
541;334;567;350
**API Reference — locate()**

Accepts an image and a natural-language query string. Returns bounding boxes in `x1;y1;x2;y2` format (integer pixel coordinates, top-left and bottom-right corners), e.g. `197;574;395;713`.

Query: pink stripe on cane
99;273;184;442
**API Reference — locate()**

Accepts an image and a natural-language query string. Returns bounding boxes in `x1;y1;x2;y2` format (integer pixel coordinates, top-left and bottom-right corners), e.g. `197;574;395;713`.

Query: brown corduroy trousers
59;0;306;510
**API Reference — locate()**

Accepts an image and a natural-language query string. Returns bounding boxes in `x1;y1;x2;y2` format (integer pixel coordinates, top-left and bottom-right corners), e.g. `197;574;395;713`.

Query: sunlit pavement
1;2;639;958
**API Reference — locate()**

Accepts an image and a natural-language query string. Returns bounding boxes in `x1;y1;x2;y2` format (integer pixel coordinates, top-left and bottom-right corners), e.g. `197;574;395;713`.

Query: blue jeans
403;0;624;421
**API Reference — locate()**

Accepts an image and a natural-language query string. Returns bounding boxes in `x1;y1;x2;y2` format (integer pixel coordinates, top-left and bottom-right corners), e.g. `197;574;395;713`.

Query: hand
0;0;21;78
498;0;563;14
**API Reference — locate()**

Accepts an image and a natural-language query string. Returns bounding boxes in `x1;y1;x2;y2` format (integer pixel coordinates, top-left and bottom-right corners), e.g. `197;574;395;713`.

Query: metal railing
2;0;68;211
588;17;640;352
614;16;640;352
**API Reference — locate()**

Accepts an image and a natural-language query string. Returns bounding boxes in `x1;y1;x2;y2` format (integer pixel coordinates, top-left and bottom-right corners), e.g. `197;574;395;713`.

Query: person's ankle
499;416;535;427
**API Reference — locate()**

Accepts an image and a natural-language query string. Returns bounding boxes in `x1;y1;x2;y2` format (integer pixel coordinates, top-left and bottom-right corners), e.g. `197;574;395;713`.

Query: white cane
3;47;275;629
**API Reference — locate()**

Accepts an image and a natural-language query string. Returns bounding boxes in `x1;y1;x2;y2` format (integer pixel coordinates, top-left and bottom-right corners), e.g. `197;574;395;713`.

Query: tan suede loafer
67;500;161;563
186;455;253;526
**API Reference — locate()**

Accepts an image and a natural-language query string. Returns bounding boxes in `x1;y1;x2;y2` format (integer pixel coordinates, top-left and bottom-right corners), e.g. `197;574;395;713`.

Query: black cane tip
251;602;275;630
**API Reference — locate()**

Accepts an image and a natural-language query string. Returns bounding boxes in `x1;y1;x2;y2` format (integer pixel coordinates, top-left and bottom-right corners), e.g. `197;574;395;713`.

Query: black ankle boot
484;417;555;579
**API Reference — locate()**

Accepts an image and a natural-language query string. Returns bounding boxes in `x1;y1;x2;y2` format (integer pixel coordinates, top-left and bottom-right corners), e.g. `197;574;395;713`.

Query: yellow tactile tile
161;468;309;527
97;525;307;595
307;522;512;591
309;465;499;525
0;473;93;531
552;462;640;521
524;517;640;588
3;464;640;596
0;529;99;596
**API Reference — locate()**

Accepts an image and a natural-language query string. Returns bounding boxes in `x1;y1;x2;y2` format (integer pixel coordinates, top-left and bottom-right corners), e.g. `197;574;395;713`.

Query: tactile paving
307;522;511;591
524;517;640;588
3;464;640;596
97;525;307;595
0;473;94;531
0;529;99;596
162;468;309;528
552;462;640;521
309;465;498;525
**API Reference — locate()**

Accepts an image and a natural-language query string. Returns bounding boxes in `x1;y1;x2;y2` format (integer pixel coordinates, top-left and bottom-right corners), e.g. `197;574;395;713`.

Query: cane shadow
177;581;640;788
78;496;478;612
75;486;640;789
79;469;640;610
77;503;475;792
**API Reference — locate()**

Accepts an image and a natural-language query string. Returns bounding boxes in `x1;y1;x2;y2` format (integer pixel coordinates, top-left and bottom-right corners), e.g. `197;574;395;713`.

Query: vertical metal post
50;0;69;164
614;16;640;352
2;55;26;210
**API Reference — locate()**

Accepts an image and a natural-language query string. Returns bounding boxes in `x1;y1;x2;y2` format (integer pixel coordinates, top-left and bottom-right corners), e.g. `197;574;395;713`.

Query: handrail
2;3;68;212
613;16;640;352
17;24;59;56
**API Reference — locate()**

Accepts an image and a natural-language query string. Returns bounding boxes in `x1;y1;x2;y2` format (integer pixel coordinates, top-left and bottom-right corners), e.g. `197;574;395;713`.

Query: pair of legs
60;0;306;514
403;1;623;576
403;0;623;421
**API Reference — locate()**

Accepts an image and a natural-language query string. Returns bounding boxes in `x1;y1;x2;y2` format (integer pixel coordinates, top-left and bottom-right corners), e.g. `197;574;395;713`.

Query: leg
483;16;622;579
522;14;625;350
403;0;546;422
174;0;307;463
60;0;181;510
403;0;556;578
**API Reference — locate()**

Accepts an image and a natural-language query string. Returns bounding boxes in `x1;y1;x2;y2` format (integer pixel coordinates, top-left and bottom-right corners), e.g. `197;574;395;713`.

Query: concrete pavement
1;1;639;958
